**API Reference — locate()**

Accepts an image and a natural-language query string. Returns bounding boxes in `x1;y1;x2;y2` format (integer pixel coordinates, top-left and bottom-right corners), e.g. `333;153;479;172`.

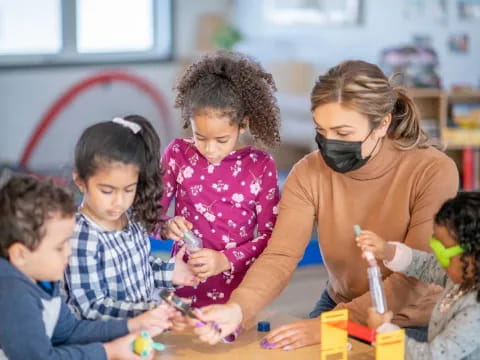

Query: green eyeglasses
429;237;464;268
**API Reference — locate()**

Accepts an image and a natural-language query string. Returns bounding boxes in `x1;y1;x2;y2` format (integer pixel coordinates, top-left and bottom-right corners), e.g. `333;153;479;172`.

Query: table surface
153;311;375;359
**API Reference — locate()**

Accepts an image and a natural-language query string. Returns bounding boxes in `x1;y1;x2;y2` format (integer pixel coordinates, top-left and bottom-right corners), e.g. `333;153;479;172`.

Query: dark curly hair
174;50;281;148
435;192;480;302
0;174;76;259
74;115;164;234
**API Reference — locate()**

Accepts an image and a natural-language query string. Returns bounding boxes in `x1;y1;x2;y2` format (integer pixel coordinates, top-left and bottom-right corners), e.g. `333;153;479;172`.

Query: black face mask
315;132;376;173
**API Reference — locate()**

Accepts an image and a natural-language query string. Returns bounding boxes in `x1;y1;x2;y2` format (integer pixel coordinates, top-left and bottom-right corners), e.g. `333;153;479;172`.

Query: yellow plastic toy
320;309;348;360
376;328;405;360
132;331;165;357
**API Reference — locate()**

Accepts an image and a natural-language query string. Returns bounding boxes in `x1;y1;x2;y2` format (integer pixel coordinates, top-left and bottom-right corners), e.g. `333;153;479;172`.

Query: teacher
194;60;459;349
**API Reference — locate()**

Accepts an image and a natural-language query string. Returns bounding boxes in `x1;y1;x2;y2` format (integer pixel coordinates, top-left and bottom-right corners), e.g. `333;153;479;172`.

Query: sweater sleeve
335;155;458;324
52;301;129;345
404;303;480;359
384;242;448;288
229;159;316;322
0;279;108;360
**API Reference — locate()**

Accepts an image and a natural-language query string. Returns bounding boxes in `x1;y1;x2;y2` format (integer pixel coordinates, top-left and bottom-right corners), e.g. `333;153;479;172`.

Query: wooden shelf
449;90;480;100
407;88;445;98
442;128;480;148
410;89;480;190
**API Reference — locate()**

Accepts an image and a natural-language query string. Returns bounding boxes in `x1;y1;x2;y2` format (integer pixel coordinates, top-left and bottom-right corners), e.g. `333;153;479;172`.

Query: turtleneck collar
342;137;404;180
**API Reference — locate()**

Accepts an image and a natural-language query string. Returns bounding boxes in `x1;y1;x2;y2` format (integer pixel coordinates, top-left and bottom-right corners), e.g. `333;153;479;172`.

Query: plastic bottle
183;230;202;255
353;225;387;314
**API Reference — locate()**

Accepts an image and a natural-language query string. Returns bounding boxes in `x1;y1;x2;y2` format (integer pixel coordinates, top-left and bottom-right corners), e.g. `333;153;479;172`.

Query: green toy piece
132;331;165;357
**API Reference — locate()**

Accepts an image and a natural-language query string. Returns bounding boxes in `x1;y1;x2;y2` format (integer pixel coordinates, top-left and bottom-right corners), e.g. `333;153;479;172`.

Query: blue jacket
0;258;128;359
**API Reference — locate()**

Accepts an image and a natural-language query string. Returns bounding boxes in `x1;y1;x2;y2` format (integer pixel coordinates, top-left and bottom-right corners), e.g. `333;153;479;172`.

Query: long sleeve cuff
383;242;412;272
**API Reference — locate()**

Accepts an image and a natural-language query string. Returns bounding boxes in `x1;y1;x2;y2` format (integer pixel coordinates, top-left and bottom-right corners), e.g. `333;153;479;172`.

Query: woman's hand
262;318;322;351
163;216;192;241
194;303;243;344
188;249;231;279
355;230;395;261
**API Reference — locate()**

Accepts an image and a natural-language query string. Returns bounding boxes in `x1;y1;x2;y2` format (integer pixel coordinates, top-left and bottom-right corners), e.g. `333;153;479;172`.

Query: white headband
112;117;142;134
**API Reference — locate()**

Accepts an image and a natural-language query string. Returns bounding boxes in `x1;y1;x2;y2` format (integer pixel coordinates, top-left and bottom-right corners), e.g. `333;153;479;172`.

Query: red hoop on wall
19;71;173;167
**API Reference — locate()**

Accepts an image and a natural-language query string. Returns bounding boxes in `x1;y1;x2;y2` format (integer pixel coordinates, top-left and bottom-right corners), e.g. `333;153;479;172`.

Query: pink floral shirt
159;138;279;307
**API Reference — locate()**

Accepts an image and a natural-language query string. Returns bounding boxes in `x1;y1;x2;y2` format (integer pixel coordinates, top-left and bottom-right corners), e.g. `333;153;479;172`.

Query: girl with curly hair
159;50;281;307
63;115;197;320
359;192;480;359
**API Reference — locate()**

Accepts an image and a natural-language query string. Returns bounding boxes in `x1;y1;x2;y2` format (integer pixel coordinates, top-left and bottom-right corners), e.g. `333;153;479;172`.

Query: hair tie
112;117;142;134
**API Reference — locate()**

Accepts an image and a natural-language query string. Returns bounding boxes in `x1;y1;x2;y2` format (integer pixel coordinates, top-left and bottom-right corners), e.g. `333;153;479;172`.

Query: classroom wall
1;0;479;167
233;0;480;89
0;0;232;167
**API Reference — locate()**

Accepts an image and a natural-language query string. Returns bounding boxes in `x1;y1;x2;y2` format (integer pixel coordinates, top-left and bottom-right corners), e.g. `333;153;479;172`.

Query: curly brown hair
174;50;281;148
0;174;76;259
74;115;164;234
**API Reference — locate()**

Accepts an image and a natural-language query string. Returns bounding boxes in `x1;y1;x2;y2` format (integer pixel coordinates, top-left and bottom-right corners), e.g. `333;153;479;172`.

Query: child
159;50;281;307
63;115;197;320
0;174;175;360
357;192;480;359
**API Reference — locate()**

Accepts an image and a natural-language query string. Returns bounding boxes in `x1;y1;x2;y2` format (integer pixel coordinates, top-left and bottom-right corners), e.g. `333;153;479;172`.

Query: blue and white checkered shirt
62;212;175;320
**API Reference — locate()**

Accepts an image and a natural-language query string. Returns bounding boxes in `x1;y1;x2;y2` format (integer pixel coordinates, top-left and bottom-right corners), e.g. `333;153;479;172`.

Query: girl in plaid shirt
63;115;197;320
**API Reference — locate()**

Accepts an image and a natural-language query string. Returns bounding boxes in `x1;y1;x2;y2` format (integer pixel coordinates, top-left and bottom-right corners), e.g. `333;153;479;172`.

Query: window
77;0;153;53
0;0;61;55
263;0;362;26
0;0;172;67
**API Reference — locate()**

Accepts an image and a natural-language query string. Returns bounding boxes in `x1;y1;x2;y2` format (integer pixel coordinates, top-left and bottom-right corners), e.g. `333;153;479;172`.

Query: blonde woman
193;60;459;350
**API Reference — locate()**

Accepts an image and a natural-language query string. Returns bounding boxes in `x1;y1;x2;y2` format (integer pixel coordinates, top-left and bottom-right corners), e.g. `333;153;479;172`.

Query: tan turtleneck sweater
230;138;459;327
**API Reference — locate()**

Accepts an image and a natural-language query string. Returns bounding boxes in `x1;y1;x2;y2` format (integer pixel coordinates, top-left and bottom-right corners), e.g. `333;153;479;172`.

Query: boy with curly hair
0;174;174;359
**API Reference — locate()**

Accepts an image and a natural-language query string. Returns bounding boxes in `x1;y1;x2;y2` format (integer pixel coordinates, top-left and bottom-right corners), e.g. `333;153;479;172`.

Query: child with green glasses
356;192;480;359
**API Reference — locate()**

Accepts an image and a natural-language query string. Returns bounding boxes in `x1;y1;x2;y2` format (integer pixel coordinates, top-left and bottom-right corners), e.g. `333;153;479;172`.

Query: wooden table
154;312;374;359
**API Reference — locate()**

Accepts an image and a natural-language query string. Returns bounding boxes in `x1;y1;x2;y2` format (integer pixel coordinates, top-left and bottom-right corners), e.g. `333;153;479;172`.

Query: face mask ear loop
362;127;382;159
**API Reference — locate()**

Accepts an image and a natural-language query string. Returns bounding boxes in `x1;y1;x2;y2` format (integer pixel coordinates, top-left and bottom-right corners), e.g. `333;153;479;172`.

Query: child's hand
170;305;196;333
367;307;393;330
163;216;192;241
188;249;231;279
173;246;200;286
128;304;175;335
355;230;395;261
104;332;152;360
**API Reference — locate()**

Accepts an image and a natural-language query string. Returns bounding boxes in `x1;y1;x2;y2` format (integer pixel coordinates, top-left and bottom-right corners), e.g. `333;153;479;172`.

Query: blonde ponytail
311;60;434;150
388;87;430;149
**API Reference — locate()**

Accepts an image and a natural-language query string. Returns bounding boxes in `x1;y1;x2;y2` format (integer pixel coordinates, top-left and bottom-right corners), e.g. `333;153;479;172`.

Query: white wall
0;0;232;166
1;0;479;167
233;0;480;89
